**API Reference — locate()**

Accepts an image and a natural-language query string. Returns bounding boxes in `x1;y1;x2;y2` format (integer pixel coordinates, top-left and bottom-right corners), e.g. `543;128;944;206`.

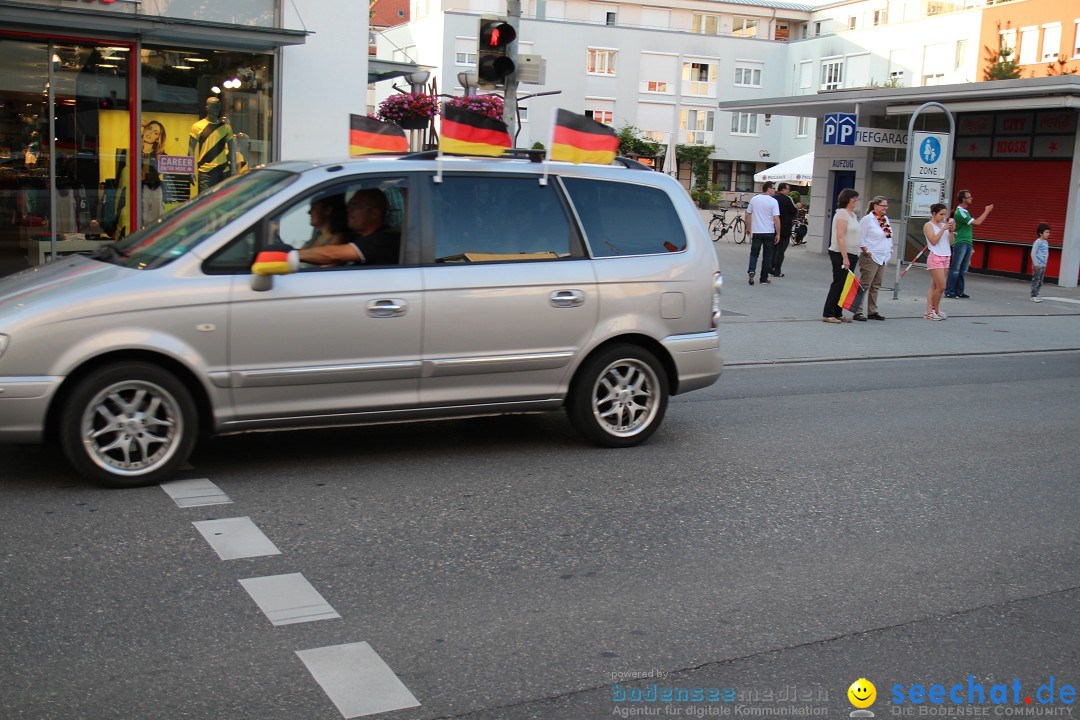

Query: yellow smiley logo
848;678;877;708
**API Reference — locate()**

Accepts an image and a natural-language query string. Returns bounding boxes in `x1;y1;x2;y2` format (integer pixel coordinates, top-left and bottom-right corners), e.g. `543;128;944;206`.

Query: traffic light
477;18;516;86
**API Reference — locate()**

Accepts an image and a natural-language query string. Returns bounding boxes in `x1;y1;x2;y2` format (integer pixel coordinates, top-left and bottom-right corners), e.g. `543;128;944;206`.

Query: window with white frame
873;9;886;25
1019;26;1038;64
588;48;617;75
848;16;856;30
955;39;967;70
796;116;811;137
732;17;759;37
1075;20;1080;57
922;43;948;80
590;2;618;24
681;108;714;144
545;0;566;19
455;37;477;66
693;13;719;34
820;59;843;90
734;62;763;87
639;52;676;94
730;112;758;136
641;7;670;29
637;103;673;146
585;108;613;125
1000;27;1017;56
682;61;717;96
1042;23;1062;62
799;60;813;89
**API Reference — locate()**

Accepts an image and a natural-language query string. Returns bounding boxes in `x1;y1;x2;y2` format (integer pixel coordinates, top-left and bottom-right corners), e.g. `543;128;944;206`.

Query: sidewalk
701;210;1080;366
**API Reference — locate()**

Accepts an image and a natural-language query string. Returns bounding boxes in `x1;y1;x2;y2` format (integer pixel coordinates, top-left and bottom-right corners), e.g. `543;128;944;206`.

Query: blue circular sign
919;136;941;165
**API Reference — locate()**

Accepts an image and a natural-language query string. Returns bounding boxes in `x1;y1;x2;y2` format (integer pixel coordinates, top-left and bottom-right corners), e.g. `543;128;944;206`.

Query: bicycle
709;208;746;243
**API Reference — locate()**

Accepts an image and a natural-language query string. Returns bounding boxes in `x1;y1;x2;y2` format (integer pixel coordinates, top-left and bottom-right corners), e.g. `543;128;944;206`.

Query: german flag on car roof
349;114;408;156
549;108;618;165
439;105;511;157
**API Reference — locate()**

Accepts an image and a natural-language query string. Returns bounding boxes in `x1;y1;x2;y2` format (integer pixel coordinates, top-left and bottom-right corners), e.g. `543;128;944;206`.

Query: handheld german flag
549;108;618;165
439;105;511;157
838;269;866;312
349;114;408;156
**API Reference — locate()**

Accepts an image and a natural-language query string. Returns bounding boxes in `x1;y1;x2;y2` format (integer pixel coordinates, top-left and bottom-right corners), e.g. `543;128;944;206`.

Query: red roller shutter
953;160;1069;245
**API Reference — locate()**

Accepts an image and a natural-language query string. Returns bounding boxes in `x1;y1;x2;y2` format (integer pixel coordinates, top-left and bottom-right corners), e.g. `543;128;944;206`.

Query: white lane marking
239;573;341;626
160;478;232;508
1040;296;1080;305
296;642;420;718
192;517;282;560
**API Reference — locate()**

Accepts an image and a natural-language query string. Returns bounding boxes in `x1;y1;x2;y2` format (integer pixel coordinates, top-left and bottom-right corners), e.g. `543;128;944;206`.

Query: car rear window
561;178;687;257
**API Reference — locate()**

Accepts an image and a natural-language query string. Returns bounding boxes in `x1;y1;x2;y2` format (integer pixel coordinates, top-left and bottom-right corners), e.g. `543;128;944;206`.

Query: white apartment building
377;0;991;191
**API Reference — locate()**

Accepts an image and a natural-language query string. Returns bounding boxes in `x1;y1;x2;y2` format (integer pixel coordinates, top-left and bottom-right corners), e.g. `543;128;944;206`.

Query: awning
0;1;308;51
754;152;813;184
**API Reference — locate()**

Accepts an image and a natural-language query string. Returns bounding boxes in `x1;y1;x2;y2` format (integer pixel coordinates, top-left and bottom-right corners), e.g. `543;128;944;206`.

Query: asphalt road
1;352;1078;720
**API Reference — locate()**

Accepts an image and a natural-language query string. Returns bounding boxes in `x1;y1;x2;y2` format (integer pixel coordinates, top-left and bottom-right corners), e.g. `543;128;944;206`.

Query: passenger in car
302;195;348;249
297;189;400;266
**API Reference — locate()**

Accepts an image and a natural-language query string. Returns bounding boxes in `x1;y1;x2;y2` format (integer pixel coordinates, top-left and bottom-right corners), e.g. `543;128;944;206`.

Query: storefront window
0;36;132;276
139;46;274;230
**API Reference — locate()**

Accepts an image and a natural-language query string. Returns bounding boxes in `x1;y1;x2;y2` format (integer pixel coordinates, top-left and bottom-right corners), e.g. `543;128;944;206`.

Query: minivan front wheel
60;362;197;488
567;344;669;447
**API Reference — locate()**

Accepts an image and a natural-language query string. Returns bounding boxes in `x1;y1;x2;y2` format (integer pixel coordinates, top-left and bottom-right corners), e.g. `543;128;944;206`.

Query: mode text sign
823;113;857;146
910;131;949;180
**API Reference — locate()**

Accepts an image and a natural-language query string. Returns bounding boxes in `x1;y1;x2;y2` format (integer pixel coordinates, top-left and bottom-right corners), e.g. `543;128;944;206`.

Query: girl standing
923;203;956;320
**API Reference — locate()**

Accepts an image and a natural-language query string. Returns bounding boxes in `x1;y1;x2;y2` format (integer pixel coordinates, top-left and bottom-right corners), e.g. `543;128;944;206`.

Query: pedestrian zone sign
823;113;858;146
911;131;950;179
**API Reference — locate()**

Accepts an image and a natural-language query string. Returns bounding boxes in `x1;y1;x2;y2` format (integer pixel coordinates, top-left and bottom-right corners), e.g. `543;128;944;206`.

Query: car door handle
549;290;585;308
367;298;407;318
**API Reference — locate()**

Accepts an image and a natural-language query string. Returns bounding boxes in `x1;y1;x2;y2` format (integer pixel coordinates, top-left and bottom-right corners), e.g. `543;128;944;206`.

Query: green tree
983;23;1021;80
675;144;715;189
1046;55;1078;76
615;124;661;158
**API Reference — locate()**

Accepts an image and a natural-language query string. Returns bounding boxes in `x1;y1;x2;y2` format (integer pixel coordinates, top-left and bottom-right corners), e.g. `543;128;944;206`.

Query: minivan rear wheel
59;362;197;488
567;344;668;447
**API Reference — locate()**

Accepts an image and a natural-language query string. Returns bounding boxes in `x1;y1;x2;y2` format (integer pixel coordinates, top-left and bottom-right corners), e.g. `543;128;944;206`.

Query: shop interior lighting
173;65;194;70
211;86;222;94
105;46;130;52
96;63;118;69
184;57;208;63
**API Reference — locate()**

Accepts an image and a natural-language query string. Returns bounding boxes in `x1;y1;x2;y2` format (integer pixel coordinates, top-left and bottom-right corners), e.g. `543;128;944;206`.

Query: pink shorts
927;253;950;270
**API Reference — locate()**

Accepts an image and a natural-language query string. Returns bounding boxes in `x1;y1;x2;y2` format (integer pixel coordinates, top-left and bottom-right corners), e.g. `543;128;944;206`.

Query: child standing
1030;224;1050;303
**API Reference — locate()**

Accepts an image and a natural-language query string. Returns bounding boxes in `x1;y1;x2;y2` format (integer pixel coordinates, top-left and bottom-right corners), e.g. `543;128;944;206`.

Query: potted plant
442;94;505;120
376;92;439;130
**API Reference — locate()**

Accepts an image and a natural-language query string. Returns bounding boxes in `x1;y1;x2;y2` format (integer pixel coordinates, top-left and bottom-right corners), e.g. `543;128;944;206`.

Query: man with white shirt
744;181;781;285
854;195;894;321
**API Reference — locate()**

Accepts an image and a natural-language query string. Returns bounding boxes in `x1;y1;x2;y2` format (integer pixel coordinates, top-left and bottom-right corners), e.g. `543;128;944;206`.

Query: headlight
0;334;8;359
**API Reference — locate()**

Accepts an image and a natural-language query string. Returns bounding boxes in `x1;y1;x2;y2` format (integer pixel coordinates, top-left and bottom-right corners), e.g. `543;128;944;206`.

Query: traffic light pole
503;0;521;145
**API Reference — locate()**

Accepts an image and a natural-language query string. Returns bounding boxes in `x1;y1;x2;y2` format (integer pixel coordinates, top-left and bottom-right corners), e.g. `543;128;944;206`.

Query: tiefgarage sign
854;128;908;149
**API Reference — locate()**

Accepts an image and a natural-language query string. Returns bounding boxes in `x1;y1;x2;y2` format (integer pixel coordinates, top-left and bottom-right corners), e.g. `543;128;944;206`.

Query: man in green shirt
945;189;993;299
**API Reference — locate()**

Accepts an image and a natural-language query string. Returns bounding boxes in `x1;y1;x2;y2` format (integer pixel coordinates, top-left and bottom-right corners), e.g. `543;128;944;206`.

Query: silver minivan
0;155;722;487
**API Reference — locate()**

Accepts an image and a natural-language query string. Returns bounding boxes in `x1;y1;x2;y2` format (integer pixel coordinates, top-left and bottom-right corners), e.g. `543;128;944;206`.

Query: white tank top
927;221;951;257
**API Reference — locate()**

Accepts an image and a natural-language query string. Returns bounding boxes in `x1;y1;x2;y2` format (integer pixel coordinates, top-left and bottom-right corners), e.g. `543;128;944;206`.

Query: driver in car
297;189;399;266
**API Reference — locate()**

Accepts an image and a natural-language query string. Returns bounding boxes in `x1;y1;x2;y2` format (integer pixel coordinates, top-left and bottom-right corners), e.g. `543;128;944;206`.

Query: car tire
59;362;198;488
567;344;669;448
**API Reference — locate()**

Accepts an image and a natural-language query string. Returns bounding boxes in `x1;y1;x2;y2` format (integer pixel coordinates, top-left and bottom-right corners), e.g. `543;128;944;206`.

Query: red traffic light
477;19;516;84
479;20;516;48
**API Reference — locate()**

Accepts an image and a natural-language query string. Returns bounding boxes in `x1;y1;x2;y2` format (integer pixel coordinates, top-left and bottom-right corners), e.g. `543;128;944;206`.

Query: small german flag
838;269;866;312
252;246;297;275
349;114;408;156
549;108;618;165
439;105;511;157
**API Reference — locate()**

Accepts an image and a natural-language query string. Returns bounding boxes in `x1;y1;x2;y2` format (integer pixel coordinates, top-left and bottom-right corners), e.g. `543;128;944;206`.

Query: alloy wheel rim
591;358;660;437
80;380;182;476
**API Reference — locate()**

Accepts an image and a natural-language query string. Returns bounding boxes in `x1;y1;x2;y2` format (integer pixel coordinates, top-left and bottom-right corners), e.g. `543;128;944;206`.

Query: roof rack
398;149;651;170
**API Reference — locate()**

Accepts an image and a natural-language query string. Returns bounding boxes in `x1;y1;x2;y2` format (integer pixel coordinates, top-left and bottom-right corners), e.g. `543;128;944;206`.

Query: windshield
92;169;297;270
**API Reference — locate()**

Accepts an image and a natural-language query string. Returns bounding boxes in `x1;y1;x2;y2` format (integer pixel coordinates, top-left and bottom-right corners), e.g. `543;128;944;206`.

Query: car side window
429;176;577;263
561;178;687;257
273;177;408;269
202;229;258;274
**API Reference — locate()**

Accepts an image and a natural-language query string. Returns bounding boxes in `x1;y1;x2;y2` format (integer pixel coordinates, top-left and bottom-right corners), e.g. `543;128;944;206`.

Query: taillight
711;272;723;329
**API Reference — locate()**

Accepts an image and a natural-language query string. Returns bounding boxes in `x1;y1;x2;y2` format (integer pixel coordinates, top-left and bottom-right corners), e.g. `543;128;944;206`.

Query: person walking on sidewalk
1030;223;1050;303
944;189;993;299
744;181;780;285
772;182;798;278
924;203;956;320
854;195;893;321
822;188;860;324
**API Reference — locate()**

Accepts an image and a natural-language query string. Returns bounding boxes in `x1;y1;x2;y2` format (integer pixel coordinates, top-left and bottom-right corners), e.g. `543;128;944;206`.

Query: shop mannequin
188;97;236;194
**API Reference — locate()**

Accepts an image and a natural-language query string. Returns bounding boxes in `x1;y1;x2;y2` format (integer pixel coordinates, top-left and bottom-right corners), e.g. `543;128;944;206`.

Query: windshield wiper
88;244;130;260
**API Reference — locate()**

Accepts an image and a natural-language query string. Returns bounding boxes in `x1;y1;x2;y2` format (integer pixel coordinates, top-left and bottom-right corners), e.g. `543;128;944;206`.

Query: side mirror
250;245;299;291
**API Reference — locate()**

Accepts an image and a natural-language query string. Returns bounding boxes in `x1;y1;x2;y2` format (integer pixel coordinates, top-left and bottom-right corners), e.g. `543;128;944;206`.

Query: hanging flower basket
376;92;438;128
441;94;505;121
